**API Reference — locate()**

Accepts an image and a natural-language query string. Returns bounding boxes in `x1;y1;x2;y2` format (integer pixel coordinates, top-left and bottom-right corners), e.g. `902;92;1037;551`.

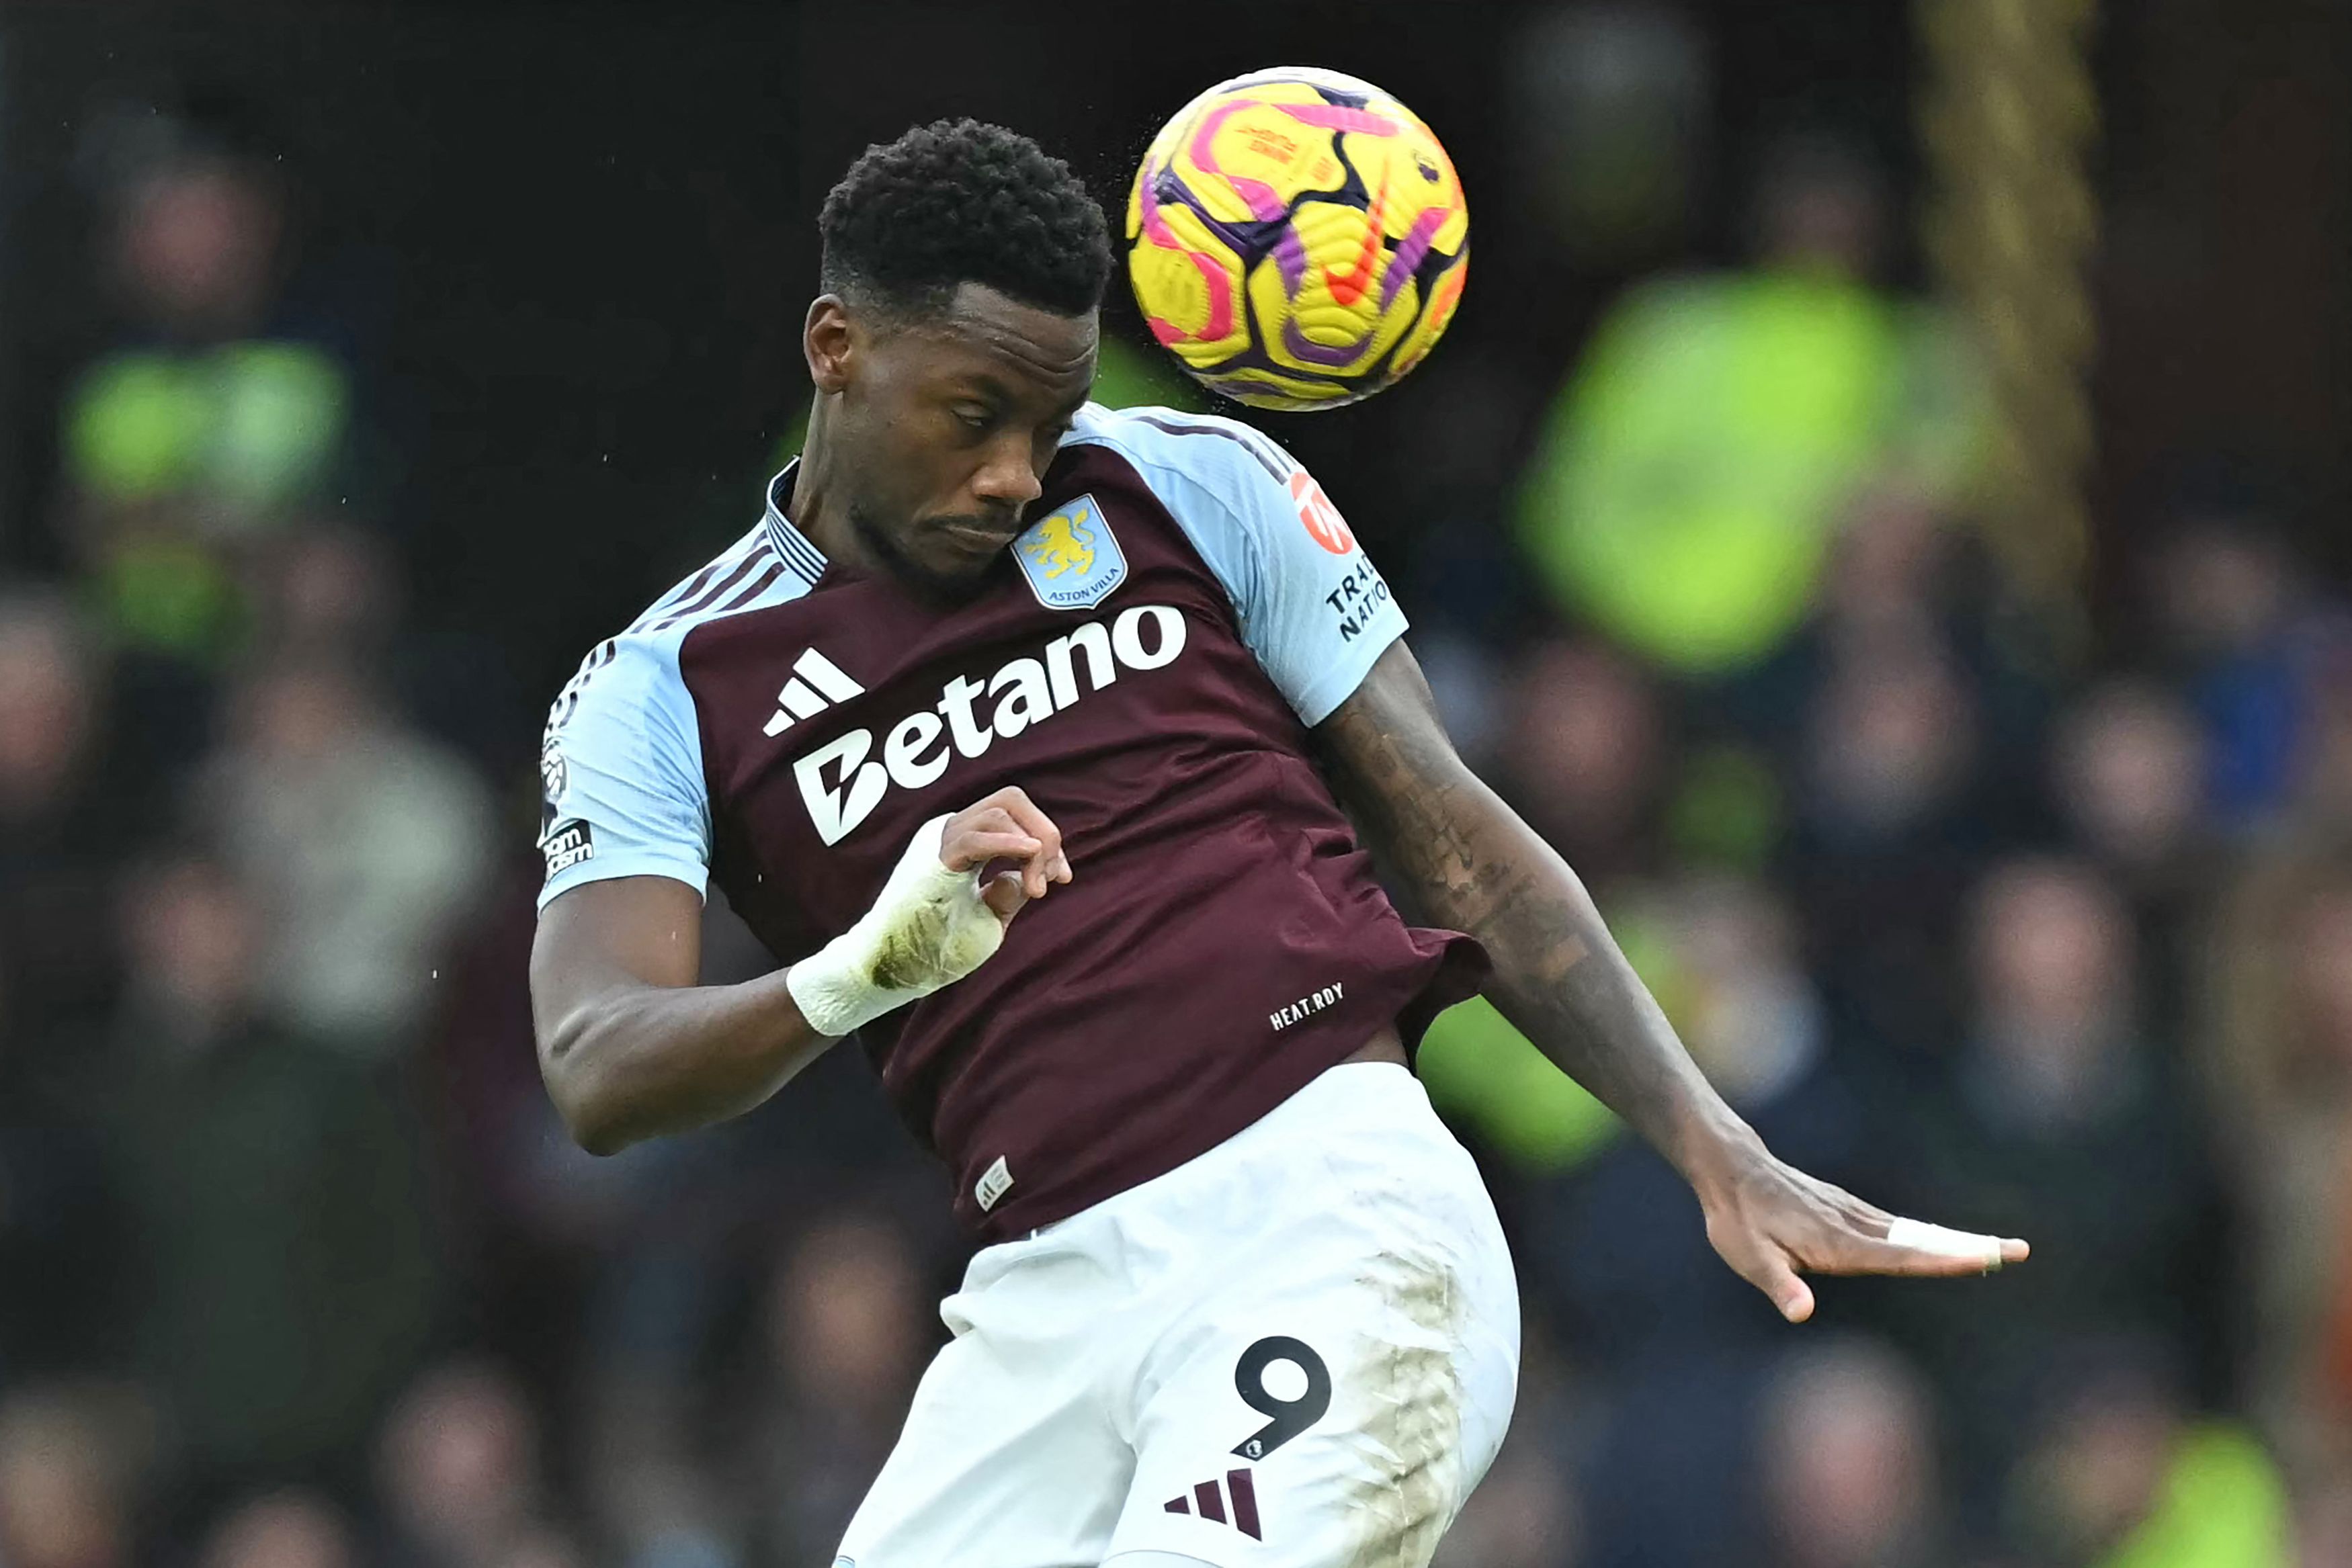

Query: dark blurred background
0;2;2344;1565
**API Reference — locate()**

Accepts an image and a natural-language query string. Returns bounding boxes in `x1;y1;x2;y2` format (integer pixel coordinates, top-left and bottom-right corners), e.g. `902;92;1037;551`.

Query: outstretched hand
1696;1141;2029;1323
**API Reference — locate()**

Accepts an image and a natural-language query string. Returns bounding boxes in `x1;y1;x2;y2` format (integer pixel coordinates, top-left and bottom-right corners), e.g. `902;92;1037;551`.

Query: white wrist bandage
1886;1217;2006;1272
785;814;1007;1038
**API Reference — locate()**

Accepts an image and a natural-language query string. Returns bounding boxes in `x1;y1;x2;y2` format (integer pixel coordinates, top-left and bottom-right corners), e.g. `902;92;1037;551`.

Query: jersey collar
763;462;829;583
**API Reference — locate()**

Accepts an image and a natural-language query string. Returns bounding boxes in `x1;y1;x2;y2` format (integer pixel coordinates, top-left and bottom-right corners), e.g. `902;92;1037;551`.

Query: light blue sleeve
536;629;712;910
1083;407;1409;725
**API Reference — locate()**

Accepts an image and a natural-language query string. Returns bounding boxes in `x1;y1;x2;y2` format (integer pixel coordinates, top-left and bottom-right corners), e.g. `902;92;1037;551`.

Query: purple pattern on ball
1272;226;1308;292
1187;98;1290;221
1280;316;1372;368
1380;206;1454;310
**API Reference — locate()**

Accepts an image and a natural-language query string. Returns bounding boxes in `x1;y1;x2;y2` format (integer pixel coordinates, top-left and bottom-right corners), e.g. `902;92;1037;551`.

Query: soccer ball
1124;67;1469;411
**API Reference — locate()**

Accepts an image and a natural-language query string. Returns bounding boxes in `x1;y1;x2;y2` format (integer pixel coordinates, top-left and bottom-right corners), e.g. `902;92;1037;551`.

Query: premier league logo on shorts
1013;494;1126;611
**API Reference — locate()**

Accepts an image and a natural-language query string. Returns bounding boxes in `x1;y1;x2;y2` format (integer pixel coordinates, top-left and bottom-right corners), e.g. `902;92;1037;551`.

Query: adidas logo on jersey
761;648;866;737
788;603;1189;846
1163;1469;1262;1540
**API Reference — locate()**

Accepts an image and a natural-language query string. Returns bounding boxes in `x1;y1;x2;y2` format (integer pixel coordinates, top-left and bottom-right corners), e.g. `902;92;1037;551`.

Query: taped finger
1884;1216;2007;1272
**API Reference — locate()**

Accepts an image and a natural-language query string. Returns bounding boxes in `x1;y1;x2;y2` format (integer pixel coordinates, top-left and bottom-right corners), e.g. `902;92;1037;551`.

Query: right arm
530;873;825;1155
529;787;1068;1155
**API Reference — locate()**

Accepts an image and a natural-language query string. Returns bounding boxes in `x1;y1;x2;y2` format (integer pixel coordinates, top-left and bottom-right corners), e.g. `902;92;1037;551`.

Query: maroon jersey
538;405;1484;1237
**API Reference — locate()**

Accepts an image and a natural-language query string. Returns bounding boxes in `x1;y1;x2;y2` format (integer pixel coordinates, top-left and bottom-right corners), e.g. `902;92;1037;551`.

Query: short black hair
819;118;1112;320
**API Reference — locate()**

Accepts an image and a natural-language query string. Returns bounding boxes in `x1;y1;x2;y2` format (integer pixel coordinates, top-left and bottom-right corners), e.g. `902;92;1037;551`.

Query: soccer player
530;120;2026;1568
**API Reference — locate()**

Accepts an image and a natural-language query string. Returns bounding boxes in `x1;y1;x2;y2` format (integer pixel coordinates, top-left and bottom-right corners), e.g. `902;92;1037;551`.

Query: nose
971;433;1044;512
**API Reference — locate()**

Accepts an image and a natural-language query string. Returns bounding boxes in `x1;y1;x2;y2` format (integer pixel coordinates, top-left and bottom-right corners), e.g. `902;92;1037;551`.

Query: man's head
806;120;1111;599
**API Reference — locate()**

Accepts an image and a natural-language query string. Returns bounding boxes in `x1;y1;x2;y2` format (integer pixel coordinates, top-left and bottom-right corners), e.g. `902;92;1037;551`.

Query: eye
953;406;994;433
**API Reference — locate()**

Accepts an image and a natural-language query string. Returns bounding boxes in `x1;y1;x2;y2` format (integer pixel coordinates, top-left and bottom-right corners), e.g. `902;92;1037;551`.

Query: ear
804;295;856;395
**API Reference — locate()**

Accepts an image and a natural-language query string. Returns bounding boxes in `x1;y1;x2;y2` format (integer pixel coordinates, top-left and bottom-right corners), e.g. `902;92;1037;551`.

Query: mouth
935;519;1024;553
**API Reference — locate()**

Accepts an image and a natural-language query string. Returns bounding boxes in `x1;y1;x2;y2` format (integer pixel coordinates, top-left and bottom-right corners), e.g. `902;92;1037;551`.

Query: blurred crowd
1;52;2348;1568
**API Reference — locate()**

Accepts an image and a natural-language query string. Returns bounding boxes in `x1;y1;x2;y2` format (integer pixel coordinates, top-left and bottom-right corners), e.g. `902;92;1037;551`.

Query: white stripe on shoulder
627;524;816;644
625;525;771;636
1062;402;1294;484
548;523;814;736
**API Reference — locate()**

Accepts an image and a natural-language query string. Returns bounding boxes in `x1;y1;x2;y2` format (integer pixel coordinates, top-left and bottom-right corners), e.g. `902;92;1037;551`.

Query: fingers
980;870;1029;924
1710;1160;2030;1322
1708;1213;1819;1324
1804;1215;2030;1278
1753;1254;1816;1324
987;787;1073;893
941;787;1071;900
1878;1217;2030;1274
947;826;1046;869
1761;1168;2030;1279
1736;1217;2024;1321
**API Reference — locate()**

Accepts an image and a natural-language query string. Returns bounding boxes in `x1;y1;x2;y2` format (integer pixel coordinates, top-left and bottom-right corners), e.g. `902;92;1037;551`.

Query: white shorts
834;1060;1521;1568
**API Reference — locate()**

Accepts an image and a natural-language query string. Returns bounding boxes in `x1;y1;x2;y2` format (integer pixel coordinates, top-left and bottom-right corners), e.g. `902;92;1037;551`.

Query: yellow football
1125;67;1470;411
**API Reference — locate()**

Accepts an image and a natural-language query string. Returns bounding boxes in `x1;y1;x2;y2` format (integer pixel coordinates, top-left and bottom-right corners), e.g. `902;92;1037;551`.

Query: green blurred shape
1088;332;1207;412
2096;1423;2292;1568
208;342;350;518
1517;271;1920;672
1417;901;1689;1174
94;533;244;658
1419;995;1620;1172
65;355;190;498
65;341;349;521
1665;743;1786;873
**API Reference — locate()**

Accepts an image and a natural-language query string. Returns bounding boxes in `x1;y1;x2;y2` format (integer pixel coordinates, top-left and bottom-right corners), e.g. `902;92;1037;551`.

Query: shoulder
1062;403;1323;570
546;520;817;738
1064;403;1296;499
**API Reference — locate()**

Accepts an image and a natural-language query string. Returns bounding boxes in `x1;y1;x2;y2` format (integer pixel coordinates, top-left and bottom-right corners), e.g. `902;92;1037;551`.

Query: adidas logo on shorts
1163;1469;1261;1540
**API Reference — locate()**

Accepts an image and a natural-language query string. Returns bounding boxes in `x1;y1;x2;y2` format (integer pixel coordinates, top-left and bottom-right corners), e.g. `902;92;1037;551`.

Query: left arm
1317;640;2027;1322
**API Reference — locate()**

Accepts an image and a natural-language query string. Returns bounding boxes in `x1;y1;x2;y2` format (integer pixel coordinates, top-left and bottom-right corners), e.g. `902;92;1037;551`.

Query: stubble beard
849;498;1002;607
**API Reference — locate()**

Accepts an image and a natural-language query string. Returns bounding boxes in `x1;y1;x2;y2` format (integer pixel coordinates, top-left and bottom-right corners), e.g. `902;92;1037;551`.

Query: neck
790;402;877;574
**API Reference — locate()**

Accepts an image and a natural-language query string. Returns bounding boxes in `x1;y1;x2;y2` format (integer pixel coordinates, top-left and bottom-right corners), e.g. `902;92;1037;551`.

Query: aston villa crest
1013;494;1126;611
